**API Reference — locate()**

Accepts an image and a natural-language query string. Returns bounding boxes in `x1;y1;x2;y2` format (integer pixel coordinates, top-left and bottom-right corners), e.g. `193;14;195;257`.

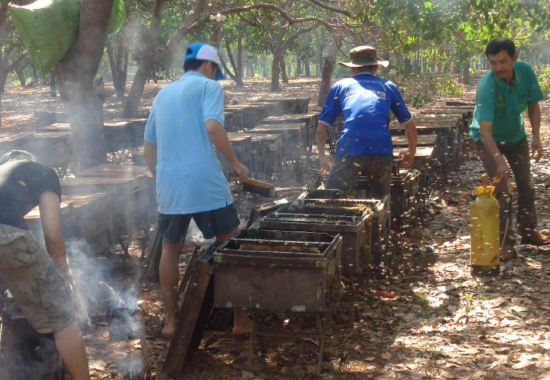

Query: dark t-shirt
0;161;61;229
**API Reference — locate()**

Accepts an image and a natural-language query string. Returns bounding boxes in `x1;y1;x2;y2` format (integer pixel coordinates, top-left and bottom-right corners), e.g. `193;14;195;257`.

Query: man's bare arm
401;120;417;168
528;103;543;162
479;120;510;183
205;119;248;181
316;123;333;173
38;191;70;280
143;141;157;179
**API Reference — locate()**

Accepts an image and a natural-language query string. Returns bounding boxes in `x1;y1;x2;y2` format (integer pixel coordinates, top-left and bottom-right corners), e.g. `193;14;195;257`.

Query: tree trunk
247;62;254;78
0;78;5;128
106;34;128;99
304;60;311;77
317;36;342;107
15;66;25;87
57;0;113;172
106;39;121;97
280;58;288;84
223;37;244;88
122;0;209;118
296;57;302;76
317;49;324;76
122;59;155;118
237;37;243;80
120;47;129;96
462;61;470;85
403;57;412;74
32;66;39;85
262;56;267;78
271;49;283;92
542;41;550;63
122;0;164;118
49;70;57;97
453;62;461;74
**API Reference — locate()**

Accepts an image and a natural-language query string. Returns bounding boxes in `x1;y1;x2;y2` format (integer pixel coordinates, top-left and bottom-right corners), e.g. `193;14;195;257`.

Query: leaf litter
3;77;550;379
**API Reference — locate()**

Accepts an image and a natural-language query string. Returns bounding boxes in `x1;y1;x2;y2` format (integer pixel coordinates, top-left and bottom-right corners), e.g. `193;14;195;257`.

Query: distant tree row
1;0;549;169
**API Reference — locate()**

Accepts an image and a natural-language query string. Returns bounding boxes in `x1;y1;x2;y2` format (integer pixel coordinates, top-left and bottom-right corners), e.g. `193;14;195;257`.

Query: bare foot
232;309;254;336
522;230;550;245
162;322;176;339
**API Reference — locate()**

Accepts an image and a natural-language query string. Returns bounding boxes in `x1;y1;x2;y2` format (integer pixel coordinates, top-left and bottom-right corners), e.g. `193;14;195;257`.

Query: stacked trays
295;189;391;275
260;201;372;275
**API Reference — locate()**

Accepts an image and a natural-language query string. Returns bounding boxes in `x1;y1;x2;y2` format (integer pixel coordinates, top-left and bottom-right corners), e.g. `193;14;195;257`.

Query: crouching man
0;150;90;380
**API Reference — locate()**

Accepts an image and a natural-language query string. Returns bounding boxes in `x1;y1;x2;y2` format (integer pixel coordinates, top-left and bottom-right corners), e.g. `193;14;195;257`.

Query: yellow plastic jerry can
460;174;501;277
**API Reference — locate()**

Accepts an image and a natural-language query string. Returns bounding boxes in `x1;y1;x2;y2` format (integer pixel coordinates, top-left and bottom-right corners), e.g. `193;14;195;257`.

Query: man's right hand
496;158;511;184
319;154;334;174
232;163;249;182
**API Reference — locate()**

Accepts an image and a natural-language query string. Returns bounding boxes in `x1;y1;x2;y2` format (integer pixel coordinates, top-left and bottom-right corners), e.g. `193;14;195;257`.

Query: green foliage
411;91;433;109
538;66;550;97
439;76;464;98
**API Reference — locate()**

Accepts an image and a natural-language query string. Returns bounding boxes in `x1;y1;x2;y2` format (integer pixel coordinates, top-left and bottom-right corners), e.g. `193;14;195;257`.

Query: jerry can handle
491;177;514;194
458;192;473;223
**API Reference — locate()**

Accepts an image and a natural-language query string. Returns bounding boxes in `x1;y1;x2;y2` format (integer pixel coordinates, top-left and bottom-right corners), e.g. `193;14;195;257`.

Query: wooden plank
446;100;476;107
250;123;307;161
61;176;151;236
146;228;163;282
392;134;437;146
78;164;152;179
164;251;214;377
34;111;67;129
39;122;71;133
24;132;73;169
0;132;34;156
261;113;318;146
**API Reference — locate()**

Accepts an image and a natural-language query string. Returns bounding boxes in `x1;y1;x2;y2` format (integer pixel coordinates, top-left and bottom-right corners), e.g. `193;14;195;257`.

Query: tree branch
224;37;239;76
307;0;353;18
158;2;336;62
0;0;9;32
219;56;236;80
281;24;318;51
7;50;27;72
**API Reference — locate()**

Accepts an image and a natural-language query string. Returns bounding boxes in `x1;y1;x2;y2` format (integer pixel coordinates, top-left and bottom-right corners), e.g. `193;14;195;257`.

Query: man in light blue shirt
144;43;250;337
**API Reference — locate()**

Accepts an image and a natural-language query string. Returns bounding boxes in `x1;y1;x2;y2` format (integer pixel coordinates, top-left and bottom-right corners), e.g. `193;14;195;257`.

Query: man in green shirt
470;37;548;260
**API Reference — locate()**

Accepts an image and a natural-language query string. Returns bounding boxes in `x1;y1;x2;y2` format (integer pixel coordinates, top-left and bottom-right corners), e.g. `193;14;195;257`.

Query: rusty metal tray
214;230;342;314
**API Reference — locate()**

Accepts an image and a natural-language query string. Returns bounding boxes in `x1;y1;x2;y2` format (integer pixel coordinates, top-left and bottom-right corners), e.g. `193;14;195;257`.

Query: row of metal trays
212;188;392;315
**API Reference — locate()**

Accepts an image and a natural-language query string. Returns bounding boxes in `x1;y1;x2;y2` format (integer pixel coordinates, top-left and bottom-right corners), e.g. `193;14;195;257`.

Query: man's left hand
399;151;415;168
532;137;543;162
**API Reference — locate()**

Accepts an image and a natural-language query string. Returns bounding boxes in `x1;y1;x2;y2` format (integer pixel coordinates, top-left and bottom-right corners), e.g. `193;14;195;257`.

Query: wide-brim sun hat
339;45;389;68
185;43;226;81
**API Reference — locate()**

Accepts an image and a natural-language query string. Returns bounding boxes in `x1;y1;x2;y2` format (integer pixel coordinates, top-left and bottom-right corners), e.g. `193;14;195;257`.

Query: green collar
494;69;520;88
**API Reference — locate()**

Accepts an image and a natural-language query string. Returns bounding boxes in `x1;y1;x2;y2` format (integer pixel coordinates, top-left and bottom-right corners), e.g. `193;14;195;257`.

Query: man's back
320;73;412;158
144;72;232;214
0;161;61;229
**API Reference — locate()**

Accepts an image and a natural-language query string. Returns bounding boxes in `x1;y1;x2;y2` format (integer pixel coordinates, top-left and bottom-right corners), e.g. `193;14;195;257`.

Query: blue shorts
158;203;240;244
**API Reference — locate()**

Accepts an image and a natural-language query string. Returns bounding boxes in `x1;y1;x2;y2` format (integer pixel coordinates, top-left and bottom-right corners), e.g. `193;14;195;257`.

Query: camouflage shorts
0;224;75;334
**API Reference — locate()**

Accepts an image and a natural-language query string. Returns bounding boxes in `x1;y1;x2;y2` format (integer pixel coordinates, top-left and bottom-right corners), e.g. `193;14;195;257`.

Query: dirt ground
3;77;550;380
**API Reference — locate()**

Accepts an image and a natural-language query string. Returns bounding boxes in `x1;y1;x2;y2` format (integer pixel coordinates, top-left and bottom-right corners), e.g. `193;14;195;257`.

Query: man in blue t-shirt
316;45;417;197
144;43;251;338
